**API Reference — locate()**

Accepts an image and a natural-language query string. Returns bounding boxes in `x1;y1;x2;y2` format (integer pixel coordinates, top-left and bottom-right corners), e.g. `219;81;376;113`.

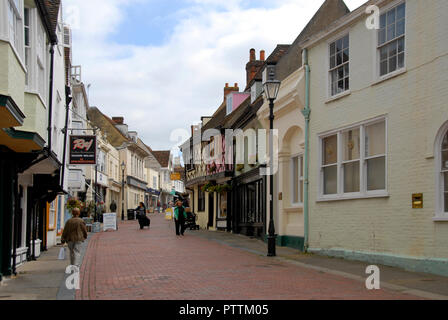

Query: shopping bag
58;247;66;260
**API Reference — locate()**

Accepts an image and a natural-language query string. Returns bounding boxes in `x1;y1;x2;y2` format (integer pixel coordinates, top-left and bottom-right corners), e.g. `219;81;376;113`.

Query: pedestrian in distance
61;208;88;267
174;199;187;236
136;202;150;230
110;200;117;212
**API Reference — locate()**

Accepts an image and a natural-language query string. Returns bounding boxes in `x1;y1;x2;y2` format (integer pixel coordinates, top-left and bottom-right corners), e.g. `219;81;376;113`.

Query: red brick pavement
76;214;421;300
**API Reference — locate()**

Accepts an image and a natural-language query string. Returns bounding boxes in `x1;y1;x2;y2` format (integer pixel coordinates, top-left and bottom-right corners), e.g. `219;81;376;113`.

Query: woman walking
174;200;187;236
136;202;150;229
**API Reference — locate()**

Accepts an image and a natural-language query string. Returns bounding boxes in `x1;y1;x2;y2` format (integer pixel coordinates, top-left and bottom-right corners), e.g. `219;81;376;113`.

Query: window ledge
317;192;389;202
284;206;303;213
372;68;407;86
325;90;351;104
433;216;448;222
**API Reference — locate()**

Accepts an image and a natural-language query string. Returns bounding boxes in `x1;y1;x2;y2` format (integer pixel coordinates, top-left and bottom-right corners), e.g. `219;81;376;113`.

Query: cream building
257;1;349;250
302;0;448;276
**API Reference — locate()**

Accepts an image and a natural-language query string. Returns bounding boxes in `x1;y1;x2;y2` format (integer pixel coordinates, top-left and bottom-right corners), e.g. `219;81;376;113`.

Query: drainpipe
301;48;311;252
60;86;72;189
47;45;55;153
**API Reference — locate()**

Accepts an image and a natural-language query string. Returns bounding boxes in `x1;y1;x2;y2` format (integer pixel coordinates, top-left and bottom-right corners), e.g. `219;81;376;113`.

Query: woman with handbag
136;202;150;230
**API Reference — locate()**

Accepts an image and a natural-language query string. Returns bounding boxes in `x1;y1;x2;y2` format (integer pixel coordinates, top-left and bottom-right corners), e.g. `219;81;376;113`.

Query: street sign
69;135;97;165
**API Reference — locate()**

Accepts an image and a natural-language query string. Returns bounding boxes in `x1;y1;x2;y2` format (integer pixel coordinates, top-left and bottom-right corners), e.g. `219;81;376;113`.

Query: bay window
319;118;387;200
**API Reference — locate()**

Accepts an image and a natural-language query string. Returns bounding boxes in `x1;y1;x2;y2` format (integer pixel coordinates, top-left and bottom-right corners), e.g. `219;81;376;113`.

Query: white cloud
63;0;368;150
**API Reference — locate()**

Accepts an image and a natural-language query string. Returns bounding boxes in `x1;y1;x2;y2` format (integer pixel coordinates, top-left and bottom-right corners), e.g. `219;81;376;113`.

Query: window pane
397;3;406;20
338;67;344;79
336;39;343;52
380;14;386;28
344;161;360;193
387;8;396;25
398;53;405;69
344;64;349;76
323;135;338;165
389;55;397;72
292;157;299;203
387;24;396;41
388;41;397;56
343;35;349;49
344;78;349;91
343;49;349;63
378;28;386;46
442;150;448;170
380;60;388;76
444;192;448;213
342;129;360;161
367;156;386;191
330;55;335;69
324;166;337;195
444;172;448;191
442;132;448;149
300;156;304;177
337;52;342;65
380;47;388;61
396;19;405;37
365;121;386;157
398;38;405;53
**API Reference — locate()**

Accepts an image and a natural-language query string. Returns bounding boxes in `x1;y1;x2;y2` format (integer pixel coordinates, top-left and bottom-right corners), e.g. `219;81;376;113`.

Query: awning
0;95;25;128
0;128;45;153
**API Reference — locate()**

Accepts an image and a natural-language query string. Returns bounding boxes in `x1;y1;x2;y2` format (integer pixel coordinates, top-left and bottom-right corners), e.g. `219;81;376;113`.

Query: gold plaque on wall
412;194;423;209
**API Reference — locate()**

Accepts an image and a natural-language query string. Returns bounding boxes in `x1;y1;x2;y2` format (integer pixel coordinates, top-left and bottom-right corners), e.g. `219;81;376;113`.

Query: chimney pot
234;83;238;88
250;48;256;61
260;50;265;61
225;83;229;88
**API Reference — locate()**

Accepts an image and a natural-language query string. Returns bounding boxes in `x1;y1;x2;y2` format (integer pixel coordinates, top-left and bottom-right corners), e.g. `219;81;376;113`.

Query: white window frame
328;33;350;98
318;116;388;201
291;153;304;206
375;0;407;81
434;122;448;221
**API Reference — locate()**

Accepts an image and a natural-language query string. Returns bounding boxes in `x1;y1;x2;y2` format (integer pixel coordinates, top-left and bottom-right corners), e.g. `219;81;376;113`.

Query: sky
63;0;367;153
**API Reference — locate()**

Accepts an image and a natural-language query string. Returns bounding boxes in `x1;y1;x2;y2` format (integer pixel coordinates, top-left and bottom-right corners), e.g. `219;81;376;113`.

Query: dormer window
226;94;233;115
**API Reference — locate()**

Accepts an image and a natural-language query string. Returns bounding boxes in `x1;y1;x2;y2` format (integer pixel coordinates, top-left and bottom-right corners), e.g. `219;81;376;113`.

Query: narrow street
76;213;422;300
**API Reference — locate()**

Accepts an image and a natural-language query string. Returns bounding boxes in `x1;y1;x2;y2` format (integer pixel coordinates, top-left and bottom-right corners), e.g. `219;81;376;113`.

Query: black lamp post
263;65;281;257
121;161;126;221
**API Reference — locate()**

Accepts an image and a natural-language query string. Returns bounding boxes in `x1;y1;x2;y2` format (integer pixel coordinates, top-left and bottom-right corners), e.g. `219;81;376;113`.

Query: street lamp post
263;64;281;257
121;161;126;221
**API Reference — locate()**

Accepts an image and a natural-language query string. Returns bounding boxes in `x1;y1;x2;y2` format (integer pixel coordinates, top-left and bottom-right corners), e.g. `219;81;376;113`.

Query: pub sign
69;135;97;165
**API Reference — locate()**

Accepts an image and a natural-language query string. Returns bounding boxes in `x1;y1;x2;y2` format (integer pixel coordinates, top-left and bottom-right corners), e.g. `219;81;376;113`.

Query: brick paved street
76;213;422;300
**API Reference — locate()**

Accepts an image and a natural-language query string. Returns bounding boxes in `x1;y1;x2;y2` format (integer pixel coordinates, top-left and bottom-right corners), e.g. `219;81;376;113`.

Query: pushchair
185;210;200;230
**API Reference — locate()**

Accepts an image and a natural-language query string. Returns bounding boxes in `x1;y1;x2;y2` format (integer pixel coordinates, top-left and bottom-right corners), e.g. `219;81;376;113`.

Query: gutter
301;48;311;252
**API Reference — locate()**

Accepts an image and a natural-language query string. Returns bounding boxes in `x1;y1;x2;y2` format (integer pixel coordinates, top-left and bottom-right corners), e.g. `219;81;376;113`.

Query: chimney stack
224;83;239;101
246;48;266;89
112;117;124;124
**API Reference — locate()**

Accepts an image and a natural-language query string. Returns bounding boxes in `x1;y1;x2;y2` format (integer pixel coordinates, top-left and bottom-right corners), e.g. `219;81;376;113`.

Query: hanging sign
69;135;97;165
